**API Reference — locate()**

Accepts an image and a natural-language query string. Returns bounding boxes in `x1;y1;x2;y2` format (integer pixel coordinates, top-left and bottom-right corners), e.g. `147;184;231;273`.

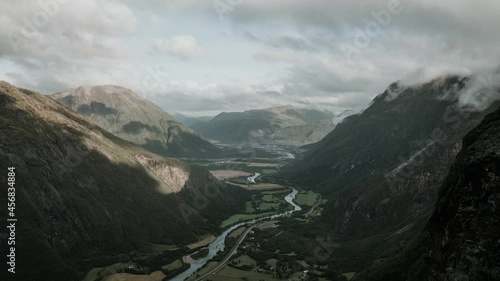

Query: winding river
170;188;302;281
247;172;261;183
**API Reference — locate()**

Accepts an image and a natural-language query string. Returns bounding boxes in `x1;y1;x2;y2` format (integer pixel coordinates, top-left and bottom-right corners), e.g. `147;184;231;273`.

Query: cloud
1;0;499;115
142;77;357;115
149;13;163;25
253;49;302;64
458;69;500;111
3;55;143;94
0;0;137;56
245;32;319;52
155;35;204;60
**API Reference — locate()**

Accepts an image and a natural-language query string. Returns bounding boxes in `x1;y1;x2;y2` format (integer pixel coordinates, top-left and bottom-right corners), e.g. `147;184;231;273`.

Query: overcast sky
1;0;499;116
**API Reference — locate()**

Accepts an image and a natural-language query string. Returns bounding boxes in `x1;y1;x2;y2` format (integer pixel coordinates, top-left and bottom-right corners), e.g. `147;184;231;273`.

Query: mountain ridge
281;75;500;272
191;105;341;144
0;81;249;280
51;85;222;158
354;105;500;281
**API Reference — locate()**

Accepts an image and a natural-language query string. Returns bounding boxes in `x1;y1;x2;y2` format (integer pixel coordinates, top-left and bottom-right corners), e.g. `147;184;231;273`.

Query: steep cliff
355;106;500;281
283;75;499;271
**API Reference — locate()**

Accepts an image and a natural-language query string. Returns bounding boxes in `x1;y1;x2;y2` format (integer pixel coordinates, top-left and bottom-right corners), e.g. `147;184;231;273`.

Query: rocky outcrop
135;154;189;193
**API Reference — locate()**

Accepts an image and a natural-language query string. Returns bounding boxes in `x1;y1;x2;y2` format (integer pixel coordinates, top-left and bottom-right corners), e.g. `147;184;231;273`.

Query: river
247;172;261;183
170;187;302;281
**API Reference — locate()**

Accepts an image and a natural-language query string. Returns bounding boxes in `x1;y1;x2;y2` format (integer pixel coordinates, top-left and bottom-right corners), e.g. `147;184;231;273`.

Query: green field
343;272;357;280
221;212;276;228
186;261;219;281
266;258;278;267
229;227;247;238
258;202;280;211
83;263;129;281
262;194;275;202
83;268;102;281
210;266;280;281
232;255;257;268
162;259;184;271
295;190;320;206
243;194;286;215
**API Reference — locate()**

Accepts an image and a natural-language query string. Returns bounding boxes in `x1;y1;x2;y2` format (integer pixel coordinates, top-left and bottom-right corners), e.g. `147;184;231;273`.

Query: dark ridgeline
354;105;500;281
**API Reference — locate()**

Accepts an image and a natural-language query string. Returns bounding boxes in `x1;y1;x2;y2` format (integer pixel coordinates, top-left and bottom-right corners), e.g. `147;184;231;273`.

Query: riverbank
168;187;302;280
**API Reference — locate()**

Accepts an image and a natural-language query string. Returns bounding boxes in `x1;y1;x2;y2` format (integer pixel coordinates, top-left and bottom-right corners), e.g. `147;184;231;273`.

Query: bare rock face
0;81;248;281
354;106;500;281
51;85;222;158
424;107;500;281
135;154;189;193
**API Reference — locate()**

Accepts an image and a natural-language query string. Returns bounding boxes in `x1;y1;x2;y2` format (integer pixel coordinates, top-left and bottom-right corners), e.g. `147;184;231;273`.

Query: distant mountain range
0;81;249;280
191;105;349;144
51;86;223;158
173;113;213;127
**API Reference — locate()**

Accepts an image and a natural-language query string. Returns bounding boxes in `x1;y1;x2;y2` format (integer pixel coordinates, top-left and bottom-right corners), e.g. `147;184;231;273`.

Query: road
193;223;260;281
187;187;300;281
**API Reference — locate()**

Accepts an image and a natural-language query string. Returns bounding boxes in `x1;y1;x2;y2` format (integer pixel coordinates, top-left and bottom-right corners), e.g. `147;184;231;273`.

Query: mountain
270;119;336;144
283;75;499;271
332;109;356;123
0;81;249;280
190;105;339;144
51;86;222;158
289;76;498;194
173;113;213;127
354;105;500;281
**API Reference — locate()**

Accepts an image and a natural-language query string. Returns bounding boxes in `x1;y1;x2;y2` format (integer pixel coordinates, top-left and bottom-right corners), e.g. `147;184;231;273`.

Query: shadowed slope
0;81;249;281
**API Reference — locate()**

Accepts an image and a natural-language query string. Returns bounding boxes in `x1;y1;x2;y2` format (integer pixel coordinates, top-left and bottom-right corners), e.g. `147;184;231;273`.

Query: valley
3;2;500;281
3;76;498;281
85;143;334;281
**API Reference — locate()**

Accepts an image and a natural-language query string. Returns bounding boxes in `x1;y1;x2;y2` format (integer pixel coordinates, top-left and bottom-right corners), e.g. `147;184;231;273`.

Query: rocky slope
191;105;339;144
289;77;483;190
0;81;249;280
51;85;222;158
354;105;500;281
284;75;499;270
